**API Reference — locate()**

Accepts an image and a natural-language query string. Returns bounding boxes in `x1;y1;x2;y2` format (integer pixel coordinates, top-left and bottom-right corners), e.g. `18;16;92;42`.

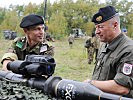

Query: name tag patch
122;63;132;75
40;45;47;52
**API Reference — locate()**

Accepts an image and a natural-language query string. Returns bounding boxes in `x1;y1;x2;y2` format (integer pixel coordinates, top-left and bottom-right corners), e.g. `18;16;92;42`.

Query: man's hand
83;79;92;83
2;60;12;71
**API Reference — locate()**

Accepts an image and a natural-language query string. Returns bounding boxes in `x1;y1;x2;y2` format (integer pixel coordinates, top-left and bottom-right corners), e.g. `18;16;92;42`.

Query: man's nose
95;28;100;35
40;28;44;34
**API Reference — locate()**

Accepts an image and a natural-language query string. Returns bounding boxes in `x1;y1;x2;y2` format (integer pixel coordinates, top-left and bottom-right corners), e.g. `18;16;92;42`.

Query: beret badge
96;16;102;22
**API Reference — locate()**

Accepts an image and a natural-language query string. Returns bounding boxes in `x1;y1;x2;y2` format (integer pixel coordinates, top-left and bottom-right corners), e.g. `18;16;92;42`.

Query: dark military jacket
92;33;133;98
2;37;54;62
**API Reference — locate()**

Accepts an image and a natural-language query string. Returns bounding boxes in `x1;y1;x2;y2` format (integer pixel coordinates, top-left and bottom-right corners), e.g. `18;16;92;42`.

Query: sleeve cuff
114;73;133;89
1;53;18;64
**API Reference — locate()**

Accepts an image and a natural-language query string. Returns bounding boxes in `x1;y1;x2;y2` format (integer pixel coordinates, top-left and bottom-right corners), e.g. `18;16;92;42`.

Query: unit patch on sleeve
40;45;47;53
122;63;132;75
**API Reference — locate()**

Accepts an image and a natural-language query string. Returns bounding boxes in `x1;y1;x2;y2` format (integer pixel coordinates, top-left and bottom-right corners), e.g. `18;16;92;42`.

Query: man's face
95;20;115;43
26;24;45;43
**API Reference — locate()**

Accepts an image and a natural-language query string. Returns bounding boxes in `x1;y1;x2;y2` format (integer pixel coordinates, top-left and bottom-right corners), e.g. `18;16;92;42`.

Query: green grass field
0;37;95;81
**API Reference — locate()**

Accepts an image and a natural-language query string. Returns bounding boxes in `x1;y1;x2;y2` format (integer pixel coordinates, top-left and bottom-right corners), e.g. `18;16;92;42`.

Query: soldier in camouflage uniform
1;14;54;71
91;31;101;60
84;36;94;64
84;6;133;98
84;29;100;64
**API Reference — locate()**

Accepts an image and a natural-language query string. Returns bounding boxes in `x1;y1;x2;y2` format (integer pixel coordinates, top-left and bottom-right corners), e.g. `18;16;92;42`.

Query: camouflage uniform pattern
87;47;94;64
68;35;74;48
84;37;95;64
0;79;56;100
1;37;54;63
91;36;101;59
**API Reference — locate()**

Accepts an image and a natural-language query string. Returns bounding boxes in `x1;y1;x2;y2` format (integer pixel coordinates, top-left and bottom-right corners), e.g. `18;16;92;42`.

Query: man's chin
36;39;43;43
38;37;43;41
100;39;105;42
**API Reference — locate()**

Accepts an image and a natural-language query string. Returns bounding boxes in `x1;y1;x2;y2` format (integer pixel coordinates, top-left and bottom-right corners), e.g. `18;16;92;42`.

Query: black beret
20;14;44;28
92;6;118;24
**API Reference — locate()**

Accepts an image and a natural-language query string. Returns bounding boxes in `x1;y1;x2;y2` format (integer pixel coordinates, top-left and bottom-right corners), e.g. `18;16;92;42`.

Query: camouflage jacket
85;36;100;49
84;37;92;48
1;37;54;63
68;35;74;43
91;36;100;49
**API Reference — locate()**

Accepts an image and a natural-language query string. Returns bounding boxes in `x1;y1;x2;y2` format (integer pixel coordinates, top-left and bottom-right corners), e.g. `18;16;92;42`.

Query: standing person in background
84;35;94;64
84;29;100;64
92;30;104;60
91;29;101;60
1;14;54;71
68;34;74;48
84;6;133;98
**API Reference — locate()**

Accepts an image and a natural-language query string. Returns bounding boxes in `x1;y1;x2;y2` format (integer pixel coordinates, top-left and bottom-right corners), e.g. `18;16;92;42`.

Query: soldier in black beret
84;6;133;98
1;14;54;71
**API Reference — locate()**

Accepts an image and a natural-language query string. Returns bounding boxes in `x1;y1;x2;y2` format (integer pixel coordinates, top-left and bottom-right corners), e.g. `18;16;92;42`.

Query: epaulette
13;37;25;43
42;41;53;47
13;37;26;49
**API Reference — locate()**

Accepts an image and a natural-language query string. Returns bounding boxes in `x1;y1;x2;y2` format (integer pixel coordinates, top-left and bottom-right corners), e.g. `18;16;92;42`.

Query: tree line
0;0;133;39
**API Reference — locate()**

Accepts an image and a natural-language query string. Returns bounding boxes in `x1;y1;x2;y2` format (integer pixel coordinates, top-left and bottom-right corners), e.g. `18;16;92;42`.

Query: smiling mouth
38;36;43;38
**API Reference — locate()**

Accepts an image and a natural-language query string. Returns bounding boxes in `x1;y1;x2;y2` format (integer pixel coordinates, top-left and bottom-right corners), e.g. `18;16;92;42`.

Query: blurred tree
0;0;132;39
117;0;133;37
1;10;19;31
0;8;6;25
48;11;68;39
15;5;24;17
105;0;119;7
23;2;38;15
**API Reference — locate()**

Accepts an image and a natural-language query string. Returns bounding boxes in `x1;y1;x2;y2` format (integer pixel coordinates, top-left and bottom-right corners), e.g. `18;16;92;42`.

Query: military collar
101;43;109;53
21;37;28;51
21;37;41;54
107;33;125;51
28;43;40;54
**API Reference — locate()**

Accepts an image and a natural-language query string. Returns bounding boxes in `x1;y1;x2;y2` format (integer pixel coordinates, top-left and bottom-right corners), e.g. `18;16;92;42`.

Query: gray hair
109;13;120;26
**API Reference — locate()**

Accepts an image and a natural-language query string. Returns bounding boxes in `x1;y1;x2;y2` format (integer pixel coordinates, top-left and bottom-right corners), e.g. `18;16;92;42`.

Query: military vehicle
72;28;85;38
3;30;17;40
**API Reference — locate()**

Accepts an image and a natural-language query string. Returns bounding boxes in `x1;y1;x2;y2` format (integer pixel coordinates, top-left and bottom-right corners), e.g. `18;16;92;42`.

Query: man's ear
23;28;28;34
114;21;118;29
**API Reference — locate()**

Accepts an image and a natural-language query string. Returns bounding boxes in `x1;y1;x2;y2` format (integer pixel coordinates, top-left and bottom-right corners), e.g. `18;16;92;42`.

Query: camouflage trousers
87;47;95;64
69;42;73;48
